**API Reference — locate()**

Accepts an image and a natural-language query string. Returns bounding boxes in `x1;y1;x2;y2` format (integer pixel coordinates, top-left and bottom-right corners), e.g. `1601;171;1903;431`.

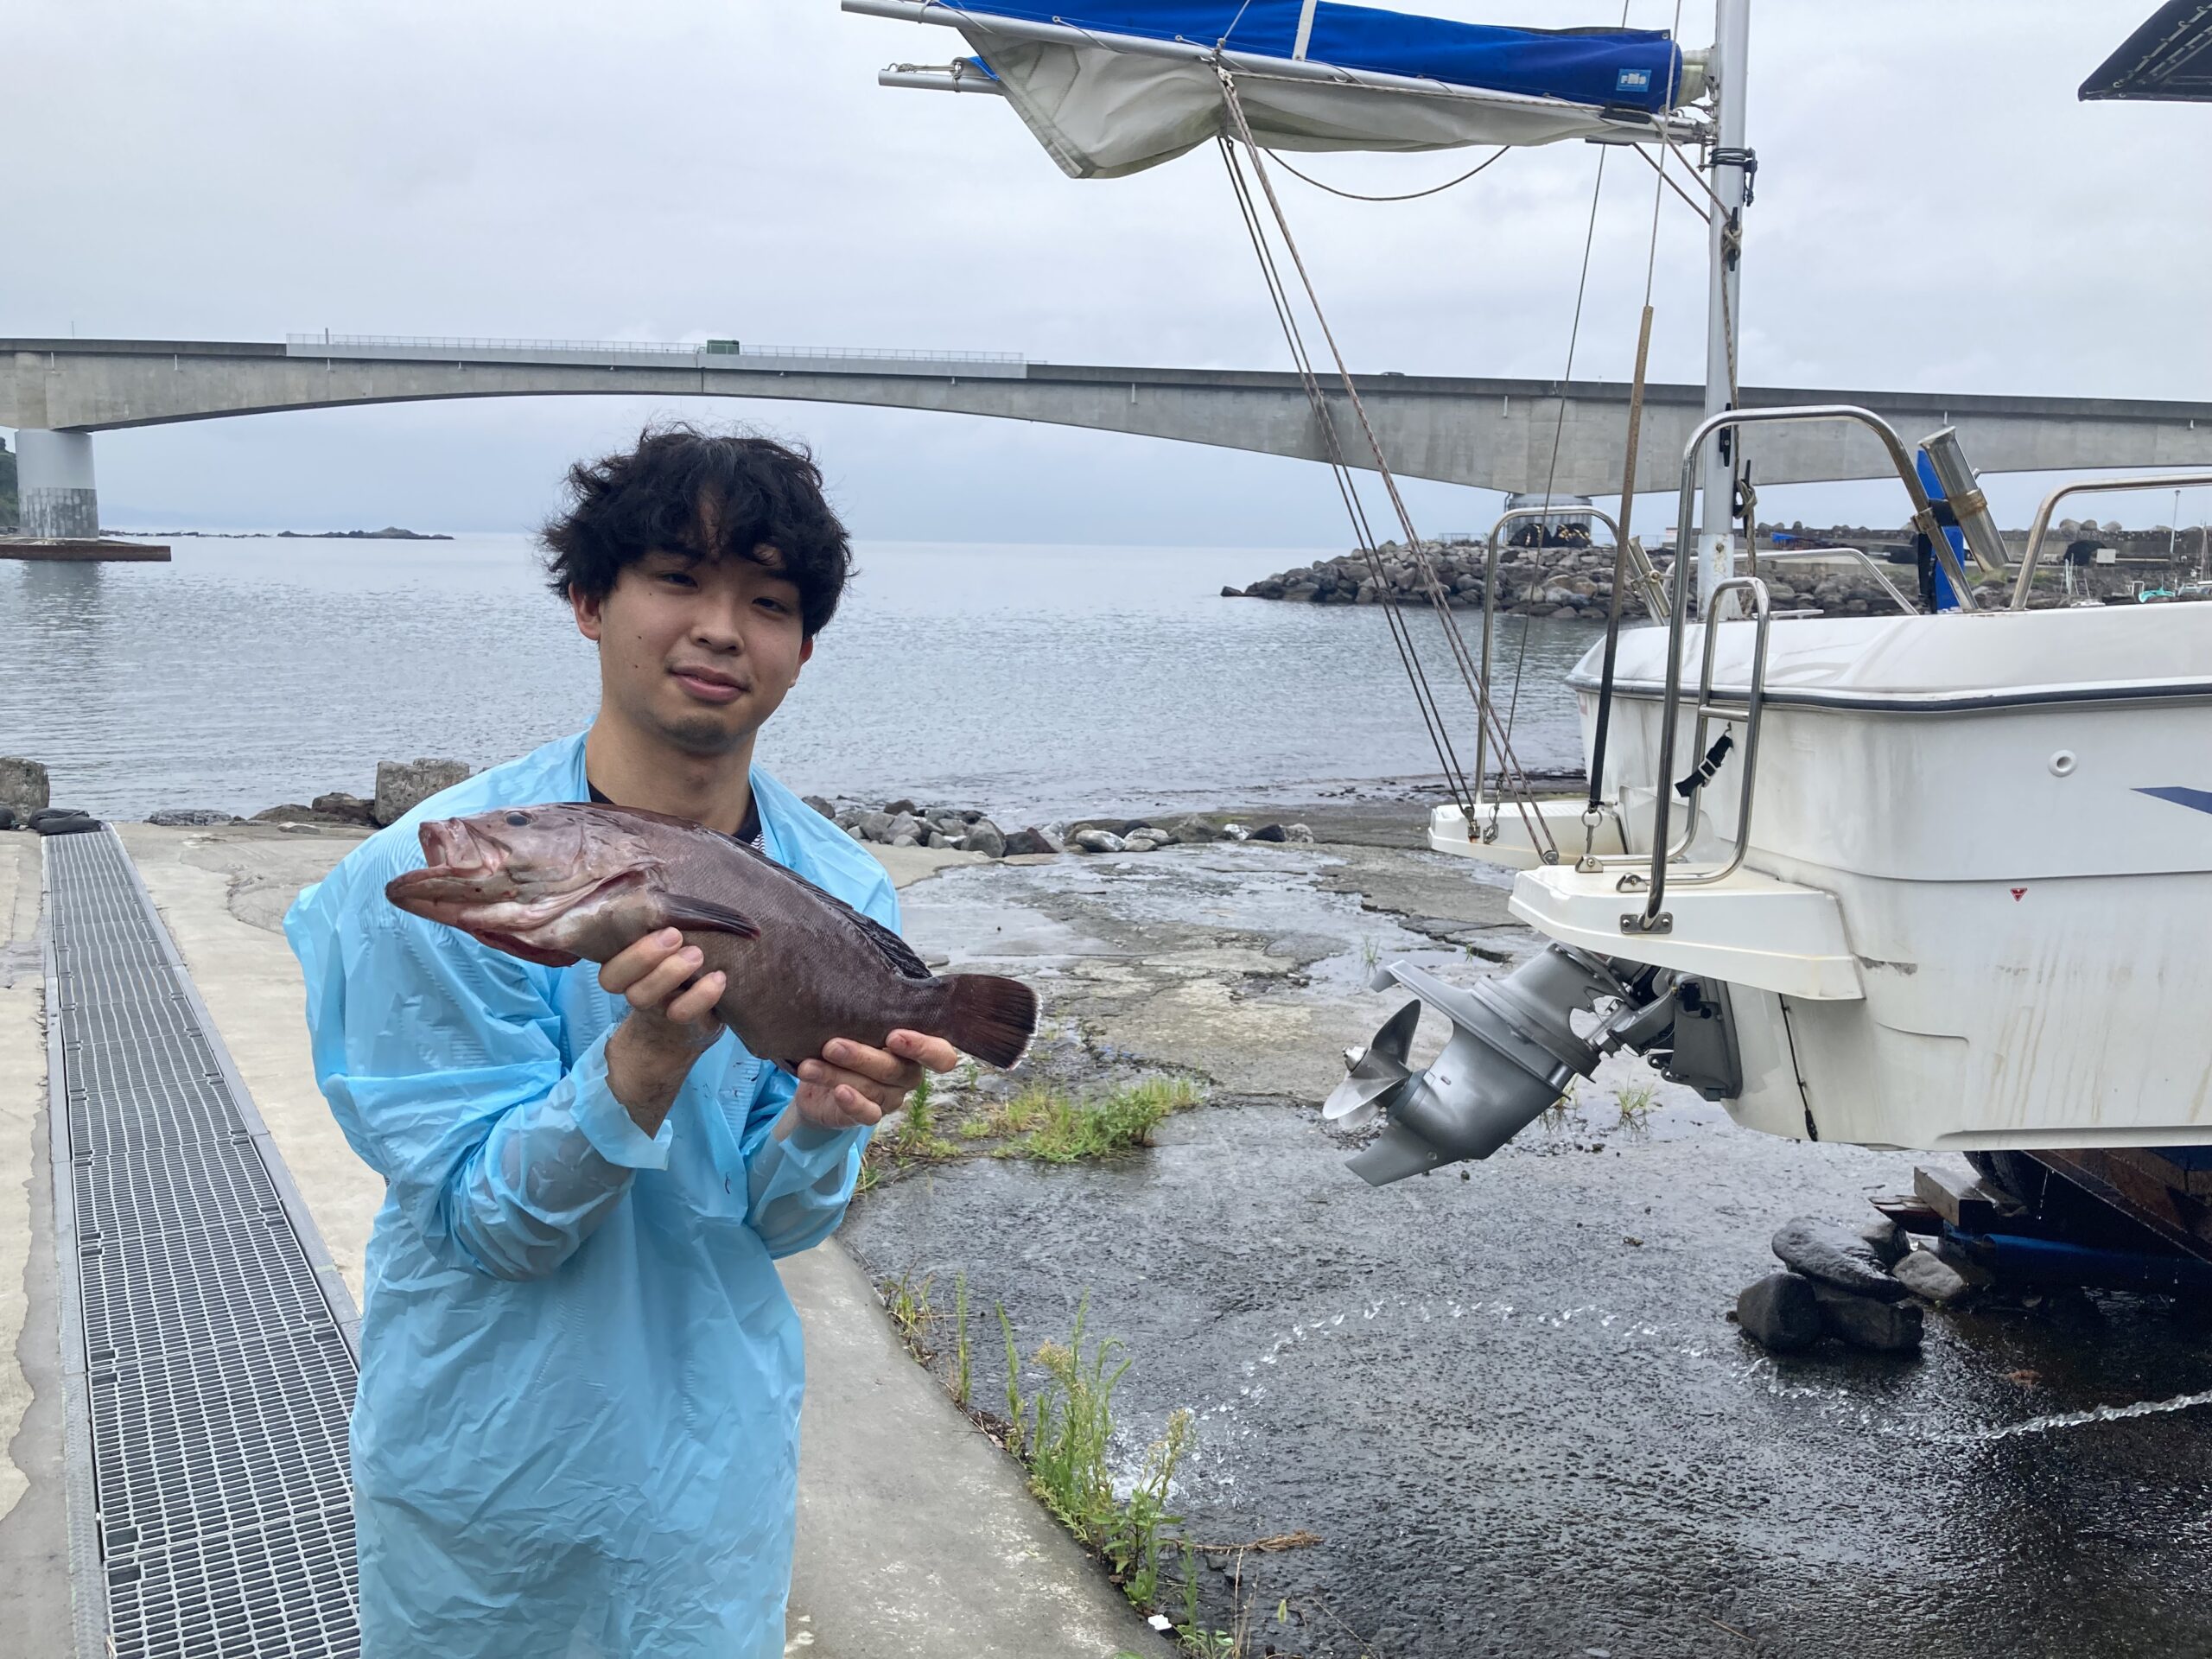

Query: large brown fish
384;802;1036;1071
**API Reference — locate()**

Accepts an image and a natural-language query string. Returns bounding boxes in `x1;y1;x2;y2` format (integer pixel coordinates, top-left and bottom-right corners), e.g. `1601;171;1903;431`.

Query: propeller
1320;999;1421;1131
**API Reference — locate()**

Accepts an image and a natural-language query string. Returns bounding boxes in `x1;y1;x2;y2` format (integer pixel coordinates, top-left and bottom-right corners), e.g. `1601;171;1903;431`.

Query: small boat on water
855;0;2212;1255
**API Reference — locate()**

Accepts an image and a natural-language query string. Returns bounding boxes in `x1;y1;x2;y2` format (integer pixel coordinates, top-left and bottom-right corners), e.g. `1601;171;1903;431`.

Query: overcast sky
10;1;2209;543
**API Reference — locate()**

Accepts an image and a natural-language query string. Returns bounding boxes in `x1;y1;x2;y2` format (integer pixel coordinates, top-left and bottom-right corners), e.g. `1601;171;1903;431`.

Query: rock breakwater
807;796;1317;858
1230;539;1929;620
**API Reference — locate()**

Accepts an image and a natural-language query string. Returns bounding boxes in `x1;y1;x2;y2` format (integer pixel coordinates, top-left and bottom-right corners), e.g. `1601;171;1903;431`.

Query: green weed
997;1301;1031;1459
1000;1078;1199;1165
882;1270;935;1361
952;1273;973;1410
1004;1295;1195;1618
1540;1083;1579;1134
1614;1082;1657;1131
892;1080;957;1157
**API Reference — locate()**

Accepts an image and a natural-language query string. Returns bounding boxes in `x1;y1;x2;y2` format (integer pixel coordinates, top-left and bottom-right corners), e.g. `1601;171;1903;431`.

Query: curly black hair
539;424;852;637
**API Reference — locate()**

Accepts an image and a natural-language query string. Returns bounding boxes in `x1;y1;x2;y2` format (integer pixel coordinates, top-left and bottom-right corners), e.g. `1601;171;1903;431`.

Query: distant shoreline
112;527;454;542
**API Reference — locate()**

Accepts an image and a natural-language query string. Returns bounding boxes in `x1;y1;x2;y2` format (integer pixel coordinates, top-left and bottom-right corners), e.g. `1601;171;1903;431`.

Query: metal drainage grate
45;828;360;1657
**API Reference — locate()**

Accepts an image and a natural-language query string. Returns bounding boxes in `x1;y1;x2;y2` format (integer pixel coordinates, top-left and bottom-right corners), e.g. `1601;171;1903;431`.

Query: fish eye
505;811;530;827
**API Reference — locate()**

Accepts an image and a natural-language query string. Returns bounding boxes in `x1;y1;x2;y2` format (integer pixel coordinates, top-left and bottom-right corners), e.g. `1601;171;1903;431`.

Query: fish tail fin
940;974;1039;1070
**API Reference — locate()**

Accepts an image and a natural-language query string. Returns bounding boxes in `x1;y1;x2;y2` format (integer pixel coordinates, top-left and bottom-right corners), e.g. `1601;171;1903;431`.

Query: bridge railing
283;333;1025;365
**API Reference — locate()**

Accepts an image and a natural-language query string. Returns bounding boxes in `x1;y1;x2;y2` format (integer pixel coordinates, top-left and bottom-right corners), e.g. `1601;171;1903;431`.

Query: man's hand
601;928;727;1135
790;1030;958;1135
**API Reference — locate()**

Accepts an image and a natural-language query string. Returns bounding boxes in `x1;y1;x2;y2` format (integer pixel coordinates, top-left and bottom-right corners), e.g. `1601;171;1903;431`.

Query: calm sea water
0;534;1599;822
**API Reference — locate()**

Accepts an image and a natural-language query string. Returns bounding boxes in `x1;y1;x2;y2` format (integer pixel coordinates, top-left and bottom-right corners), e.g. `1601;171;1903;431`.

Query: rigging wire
1497;141;1610;752
1212;136;1479;826
1262;145;1509;202
1624;139;1711;226
1503;0;1655;755
1585;0;1686;830
1213;77;1557;855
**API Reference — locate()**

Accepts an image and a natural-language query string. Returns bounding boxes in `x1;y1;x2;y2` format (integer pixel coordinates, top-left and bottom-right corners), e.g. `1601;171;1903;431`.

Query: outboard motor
1324;944;1735;1186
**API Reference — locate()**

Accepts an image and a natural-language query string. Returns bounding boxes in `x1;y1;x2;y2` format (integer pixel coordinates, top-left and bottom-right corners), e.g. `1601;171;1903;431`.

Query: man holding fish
285;428;1035;1658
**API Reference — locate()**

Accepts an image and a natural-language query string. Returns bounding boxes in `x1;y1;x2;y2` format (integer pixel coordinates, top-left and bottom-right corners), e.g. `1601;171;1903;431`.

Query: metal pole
1698;0;1751;613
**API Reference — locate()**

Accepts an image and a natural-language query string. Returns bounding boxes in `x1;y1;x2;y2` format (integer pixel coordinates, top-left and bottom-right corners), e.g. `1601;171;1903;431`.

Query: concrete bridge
6;334;2209;539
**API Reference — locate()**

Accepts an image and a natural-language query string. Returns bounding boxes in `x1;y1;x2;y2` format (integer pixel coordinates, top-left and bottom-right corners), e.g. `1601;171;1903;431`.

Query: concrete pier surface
35;806;2212;1656
1;821;1164;1659
0;540;170;562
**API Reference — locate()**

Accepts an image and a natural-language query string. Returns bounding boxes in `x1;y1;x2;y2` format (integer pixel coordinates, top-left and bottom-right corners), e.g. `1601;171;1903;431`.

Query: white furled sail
848;0;1701;177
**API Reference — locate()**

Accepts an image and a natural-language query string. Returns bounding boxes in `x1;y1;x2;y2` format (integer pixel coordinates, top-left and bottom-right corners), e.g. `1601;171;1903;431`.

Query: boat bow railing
2012;470;2212;609
1469;504;1666;839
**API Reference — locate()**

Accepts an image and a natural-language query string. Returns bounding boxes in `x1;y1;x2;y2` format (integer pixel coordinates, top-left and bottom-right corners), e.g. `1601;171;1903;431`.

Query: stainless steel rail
1753;546;1918;616
1675;575;1774;888
1471;504;1629;807
2012;469;2212;609
1469;505;1669;819
1635;404;1963;931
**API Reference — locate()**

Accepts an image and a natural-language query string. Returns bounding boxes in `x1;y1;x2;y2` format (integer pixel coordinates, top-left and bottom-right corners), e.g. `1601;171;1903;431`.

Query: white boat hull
1452;605;2212;1151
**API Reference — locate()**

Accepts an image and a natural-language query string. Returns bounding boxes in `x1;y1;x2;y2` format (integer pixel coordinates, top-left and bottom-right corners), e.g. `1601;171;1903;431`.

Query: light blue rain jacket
284;731;891;1659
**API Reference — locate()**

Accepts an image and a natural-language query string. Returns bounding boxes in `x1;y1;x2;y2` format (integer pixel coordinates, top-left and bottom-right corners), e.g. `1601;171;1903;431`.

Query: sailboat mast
1698;0;1752;610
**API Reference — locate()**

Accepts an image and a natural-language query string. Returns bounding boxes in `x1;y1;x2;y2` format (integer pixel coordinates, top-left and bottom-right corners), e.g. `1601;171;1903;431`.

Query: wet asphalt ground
844;828;2212;1659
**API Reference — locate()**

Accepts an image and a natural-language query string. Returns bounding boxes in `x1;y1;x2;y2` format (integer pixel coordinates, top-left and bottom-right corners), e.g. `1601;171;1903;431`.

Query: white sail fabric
969;30;1644;177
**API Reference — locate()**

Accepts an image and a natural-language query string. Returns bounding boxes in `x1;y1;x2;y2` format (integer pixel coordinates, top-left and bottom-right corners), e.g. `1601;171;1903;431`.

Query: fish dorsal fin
664;893;761;938
843;902;933;982
798;882;931;981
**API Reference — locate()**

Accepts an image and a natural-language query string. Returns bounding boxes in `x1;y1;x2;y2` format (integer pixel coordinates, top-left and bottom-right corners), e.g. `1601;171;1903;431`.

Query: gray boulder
1001;827;1060;856
1071;829;1126;854
855;810;893;842
801;794;837;820
925;830;957;849
32;812;102;836
1248;823;1289;843
890;833;920;849
1810;1283;1923;1352
884;812;925;844
1891;1247;1978;1306
1284;823;1317;843
883;798;918;817
1122;828;1172;852
1736;1271;1822;1353
1160;815;1222;843
963;819;1007;858
1771;1217;1908;1301
1855;1214;1910;1268
374;759;471;827
311;791;375;827
0;806;15;830
0;759;50;817
146;808;238;827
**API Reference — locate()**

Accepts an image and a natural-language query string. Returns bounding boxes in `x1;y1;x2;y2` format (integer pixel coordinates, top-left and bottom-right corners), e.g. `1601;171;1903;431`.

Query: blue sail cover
945;1;1686;112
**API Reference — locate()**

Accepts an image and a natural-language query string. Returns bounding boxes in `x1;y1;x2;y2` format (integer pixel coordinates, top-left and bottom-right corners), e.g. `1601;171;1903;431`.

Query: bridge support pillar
16;429;99;538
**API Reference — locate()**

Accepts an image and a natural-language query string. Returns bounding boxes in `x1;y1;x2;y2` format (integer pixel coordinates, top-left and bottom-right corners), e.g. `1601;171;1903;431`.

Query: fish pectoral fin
663;895;762;939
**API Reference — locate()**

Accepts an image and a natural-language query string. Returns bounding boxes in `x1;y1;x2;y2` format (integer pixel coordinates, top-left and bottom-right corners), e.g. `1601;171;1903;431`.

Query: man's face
572;545;814;757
